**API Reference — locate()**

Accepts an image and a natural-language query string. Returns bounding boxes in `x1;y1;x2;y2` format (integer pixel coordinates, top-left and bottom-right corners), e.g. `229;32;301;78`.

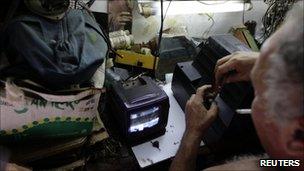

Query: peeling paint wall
132;1;268;43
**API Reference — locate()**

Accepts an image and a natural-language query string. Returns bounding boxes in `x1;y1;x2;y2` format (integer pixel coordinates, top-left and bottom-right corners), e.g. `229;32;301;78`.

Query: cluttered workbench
131;83;203;168
0;31;265;170
1;34;263;170
1;0;296;170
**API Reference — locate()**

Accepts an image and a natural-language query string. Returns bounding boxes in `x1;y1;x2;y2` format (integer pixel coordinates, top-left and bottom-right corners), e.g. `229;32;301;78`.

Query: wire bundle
262;0;296;41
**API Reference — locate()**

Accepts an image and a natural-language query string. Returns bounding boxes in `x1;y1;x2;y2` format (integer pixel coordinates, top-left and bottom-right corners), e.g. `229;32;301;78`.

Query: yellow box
115;50;159;70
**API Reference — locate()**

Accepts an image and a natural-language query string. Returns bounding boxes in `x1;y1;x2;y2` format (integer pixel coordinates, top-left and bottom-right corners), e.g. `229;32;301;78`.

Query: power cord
163;0;172;21
156;0;164;57
153;0;164;75
262;0;296;42
242;0;246;25
202;13;215;39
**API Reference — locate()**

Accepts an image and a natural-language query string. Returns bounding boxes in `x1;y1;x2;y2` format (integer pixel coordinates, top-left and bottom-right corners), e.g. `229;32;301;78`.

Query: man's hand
185;85;218;138
115;12;132;28
214;51;259;89
170;85;218;171
6;163;31;171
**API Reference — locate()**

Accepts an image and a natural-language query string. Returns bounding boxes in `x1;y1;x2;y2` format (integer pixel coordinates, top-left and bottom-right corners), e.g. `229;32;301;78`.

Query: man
108;0;133;32
170;4;303;171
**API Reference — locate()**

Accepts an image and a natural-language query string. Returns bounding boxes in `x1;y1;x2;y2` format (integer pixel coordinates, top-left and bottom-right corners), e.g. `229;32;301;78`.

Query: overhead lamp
138;0;252;16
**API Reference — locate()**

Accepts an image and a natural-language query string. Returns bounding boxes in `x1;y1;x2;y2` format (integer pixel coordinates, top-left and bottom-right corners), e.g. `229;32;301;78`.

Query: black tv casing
110;76;169;145
171;35;260;150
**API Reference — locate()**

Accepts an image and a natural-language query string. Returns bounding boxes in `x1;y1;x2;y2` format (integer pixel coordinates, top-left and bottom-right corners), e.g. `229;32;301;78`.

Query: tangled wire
262;0;296;41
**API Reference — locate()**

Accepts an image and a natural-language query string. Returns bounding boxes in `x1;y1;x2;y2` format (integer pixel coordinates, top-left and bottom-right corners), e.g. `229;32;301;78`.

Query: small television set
109;76;169;145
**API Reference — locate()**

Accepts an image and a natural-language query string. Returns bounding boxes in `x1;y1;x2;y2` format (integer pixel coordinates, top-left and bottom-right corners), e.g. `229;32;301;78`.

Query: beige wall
132;1;268;43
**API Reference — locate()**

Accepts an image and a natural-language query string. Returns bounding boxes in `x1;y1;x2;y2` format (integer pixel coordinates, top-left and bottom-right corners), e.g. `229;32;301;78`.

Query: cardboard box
0;80;104;142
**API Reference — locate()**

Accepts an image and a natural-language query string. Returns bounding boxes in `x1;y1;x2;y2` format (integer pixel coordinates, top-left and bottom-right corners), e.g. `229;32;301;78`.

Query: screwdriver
236;109;252;115
212;69;238;95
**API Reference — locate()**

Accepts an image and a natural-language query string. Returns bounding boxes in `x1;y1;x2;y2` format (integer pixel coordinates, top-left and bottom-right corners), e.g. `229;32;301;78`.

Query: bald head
250;3;304;159
250;4;303;97
265;3;304;121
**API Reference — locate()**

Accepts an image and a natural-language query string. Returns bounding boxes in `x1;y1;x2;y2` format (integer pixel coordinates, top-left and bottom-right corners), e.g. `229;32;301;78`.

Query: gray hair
265;3;303;122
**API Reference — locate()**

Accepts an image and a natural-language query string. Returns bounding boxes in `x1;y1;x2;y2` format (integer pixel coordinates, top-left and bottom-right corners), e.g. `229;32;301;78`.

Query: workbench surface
131;83;205;168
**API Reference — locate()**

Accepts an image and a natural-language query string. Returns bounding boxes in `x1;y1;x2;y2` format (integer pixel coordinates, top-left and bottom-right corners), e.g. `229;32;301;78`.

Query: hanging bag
1;8;109;90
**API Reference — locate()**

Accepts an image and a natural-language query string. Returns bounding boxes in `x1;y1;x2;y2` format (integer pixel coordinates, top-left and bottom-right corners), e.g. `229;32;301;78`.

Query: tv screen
129;106;160;133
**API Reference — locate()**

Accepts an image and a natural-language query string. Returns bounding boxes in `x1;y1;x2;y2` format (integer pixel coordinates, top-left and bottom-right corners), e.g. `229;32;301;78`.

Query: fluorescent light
151;0;252;15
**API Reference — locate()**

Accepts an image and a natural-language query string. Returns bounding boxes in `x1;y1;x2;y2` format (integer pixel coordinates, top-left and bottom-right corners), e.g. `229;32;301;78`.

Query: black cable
79;1;123;59
163;0;172;22
262;0;295;42
157;0;164;56
79;3;111;57
86;0;96;8
242;0;245;24
202;13;215;38
153;0;164;75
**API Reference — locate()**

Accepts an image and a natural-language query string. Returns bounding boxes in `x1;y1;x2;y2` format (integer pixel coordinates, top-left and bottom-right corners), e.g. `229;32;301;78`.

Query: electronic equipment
172;34;256;145
193;34;254;110
156;36;197;80
109;76;169;144
115;50;159;70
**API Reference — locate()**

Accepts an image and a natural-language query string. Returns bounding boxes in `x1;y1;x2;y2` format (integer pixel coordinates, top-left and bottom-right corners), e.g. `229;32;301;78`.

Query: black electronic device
172;34;256;146
109;76;169;144
171;61;212;111
193;34;254;110
156;36;197;80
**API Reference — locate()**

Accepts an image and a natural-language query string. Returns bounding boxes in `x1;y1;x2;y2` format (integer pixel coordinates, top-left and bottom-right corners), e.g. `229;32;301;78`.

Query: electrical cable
262;0;296;42
163;0;172;22
86;0;96;8
79;1;123;59
202;13;215;39
153;0;164;75
242;0;245;24
157;0;164;55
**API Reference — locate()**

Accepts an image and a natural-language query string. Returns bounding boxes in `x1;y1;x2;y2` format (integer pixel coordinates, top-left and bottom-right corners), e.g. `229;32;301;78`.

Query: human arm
6;163;31;171
109;12;132;31
169;85;218;171
214;51;260;88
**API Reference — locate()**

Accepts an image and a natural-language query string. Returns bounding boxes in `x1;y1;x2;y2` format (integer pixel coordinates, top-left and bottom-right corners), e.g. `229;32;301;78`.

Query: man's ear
286;117;304;157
